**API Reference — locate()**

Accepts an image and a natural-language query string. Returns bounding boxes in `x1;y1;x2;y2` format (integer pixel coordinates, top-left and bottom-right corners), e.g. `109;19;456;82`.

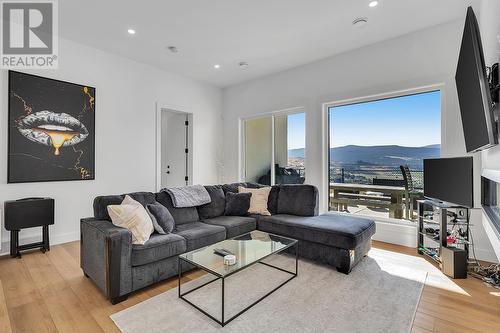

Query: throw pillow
224;192;252;216
146;202;175;234
197;185;226;219
107;195;154;245
238;186;272;216
145;206;166;234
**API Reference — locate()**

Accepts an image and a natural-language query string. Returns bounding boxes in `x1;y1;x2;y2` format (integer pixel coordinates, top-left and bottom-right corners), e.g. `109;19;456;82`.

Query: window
328;90;441;221
244;112;306;185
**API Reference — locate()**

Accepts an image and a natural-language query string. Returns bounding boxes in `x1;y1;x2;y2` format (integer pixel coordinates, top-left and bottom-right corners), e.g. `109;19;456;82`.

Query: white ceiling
59;0;481;87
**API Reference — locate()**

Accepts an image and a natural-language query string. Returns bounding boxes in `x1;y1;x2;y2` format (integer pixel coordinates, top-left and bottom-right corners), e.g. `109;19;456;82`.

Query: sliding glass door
243;111;306;185
244;117;272;184
274;113;306;184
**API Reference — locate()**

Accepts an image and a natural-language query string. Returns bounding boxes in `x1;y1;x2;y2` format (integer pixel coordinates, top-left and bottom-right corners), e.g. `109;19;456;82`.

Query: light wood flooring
0;240;499;332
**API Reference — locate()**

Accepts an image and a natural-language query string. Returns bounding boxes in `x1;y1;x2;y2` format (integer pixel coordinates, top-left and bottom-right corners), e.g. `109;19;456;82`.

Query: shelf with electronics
417;199;470;278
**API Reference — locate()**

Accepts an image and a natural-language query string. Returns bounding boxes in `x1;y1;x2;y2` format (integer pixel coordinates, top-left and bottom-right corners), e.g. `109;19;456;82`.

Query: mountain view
289;144;440;170
288;144;440;188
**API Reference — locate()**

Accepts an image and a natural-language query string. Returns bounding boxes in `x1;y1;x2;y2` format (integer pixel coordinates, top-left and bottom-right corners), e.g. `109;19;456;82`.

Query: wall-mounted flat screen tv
455;6;497;153
424;157;473;208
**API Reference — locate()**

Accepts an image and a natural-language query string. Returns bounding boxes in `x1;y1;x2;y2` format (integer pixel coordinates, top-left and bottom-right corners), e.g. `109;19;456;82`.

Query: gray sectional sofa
80;183;376;304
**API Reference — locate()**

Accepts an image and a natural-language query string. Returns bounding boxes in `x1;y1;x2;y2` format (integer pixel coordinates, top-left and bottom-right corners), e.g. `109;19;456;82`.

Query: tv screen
455;7;497;153
424;157;473;208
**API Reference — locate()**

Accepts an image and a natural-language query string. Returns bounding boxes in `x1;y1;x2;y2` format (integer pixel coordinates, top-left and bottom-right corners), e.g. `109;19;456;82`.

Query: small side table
4;198;54;258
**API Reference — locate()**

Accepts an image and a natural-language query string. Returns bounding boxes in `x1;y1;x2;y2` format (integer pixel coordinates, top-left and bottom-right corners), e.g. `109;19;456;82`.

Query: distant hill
288;144;440;168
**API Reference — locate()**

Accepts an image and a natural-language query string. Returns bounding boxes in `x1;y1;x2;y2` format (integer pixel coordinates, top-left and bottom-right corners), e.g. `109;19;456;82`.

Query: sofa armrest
80;217;132;303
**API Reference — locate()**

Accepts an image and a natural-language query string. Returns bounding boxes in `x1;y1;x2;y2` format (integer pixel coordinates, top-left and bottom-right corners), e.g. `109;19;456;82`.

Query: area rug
111;248;427;333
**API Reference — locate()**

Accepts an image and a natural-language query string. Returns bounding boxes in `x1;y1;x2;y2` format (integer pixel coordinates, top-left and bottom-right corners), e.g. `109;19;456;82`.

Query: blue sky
286;90;440;150
287;112;306;149
328;90;441;148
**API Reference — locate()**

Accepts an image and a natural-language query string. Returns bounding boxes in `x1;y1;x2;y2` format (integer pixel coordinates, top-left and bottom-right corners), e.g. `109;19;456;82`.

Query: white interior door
161;111;189;187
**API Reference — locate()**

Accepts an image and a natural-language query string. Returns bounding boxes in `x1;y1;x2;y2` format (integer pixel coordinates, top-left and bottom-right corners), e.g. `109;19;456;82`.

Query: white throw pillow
107;195;154;245
238;186;272;216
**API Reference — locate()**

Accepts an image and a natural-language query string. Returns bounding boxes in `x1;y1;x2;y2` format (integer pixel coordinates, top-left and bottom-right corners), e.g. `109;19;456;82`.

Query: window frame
322;84;444;222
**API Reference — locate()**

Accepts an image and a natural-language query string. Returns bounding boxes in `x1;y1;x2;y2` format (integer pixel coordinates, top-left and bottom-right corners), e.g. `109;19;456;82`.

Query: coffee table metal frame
178;234;298;327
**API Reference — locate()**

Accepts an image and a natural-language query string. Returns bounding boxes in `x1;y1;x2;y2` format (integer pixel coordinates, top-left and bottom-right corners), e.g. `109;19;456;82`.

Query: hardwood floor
0;240;498;332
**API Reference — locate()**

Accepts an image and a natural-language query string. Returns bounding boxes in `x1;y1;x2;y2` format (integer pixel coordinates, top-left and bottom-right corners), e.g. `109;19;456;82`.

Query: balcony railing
329;164;423;189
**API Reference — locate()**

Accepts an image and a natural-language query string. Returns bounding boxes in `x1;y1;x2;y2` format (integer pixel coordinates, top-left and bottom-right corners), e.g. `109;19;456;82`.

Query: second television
424;157;473;208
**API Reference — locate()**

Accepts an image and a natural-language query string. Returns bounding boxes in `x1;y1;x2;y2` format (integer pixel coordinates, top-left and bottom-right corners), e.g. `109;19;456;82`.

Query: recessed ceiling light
167;46;178;53
352;17;368;27
369;1;378;7
213;64;221;69
238;61;249;69
127;28;136;35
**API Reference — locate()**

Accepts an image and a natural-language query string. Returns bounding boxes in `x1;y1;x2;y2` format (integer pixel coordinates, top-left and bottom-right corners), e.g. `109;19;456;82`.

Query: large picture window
328;90;441;221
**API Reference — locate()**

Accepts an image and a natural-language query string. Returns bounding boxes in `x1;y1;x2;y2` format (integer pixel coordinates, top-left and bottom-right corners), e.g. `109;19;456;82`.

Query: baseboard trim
0;231;79;257
372;220;418;248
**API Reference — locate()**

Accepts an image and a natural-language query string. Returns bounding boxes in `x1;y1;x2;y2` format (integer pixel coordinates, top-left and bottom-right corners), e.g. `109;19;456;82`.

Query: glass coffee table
178;230;298;327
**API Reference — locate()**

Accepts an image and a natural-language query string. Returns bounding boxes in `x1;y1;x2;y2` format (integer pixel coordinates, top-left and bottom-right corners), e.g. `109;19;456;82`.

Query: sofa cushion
131;233;187;266
94;195;123;220
257;214;375;250
238;186;272;216
224;192;252;216
107;195;154;245
174;222;226;251
146;202;175;234
197;185;226;219
155;191;199;225
277;185;318;216
201;216;257;238
268;186;280;214
145;205;166;235
222;182;247;194
222;183;279;214
93;192;156;220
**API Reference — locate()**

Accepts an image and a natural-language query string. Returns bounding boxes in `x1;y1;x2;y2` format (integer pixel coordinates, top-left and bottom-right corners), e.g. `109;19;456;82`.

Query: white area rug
111;248;427;333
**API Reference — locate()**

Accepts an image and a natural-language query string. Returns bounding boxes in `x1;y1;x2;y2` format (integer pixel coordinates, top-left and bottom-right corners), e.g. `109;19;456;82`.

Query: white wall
222;19;498;261
0;37;223;253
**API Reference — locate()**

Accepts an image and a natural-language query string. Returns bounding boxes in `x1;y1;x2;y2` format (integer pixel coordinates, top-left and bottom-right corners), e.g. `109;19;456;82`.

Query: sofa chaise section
257;213;376;273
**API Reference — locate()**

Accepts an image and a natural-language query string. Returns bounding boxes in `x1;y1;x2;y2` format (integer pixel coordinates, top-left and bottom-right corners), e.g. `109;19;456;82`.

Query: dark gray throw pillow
146;202;175;234
224;192;252;216
197;185;226;219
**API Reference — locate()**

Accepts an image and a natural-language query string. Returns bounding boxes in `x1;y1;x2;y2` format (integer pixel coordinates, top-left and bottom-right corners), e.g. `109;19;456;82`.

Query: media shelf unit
417;199;470;278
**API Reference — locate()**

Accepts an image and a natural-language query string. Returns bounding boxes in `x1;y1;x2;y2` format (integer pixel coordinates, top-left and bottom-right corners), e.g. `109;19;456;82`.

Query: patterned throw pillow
107;195;154;245
238;186;272;216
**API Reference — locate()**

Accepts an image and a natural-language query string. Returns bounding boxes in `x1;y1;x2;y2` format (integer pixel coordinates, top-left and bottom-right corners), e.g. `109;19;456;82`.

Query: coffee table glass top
179;230;297;277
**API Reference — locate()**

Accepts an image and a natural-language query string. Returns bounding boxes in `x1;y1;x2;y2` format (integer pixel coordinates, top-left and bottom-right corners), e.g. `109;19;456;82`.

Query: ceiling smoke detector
238;61;249;69
352;17;368;28
167;46;178;53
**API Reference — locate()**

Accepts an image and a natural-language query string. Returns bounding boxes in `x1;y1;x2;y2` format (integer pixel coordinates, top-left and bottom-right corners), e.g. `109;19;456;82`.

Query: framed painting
8;71;95;183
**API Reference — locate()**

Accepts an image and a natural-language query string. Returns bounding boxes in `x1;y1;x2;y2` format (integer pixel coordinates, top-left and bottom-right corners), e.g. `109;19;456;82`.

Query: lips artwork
8;71;95;183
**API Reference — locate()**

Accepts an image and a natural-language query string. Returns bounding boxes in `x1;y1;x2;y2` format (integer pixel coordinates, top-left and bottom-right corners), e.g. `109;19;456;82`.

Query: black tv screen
424;157;473;208
455;7;497;153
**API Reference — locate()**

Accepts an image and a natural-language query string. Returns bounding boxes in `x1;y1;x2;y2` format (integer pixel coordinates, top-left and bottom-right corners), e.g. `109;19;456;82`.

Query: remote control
213;248;234;257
